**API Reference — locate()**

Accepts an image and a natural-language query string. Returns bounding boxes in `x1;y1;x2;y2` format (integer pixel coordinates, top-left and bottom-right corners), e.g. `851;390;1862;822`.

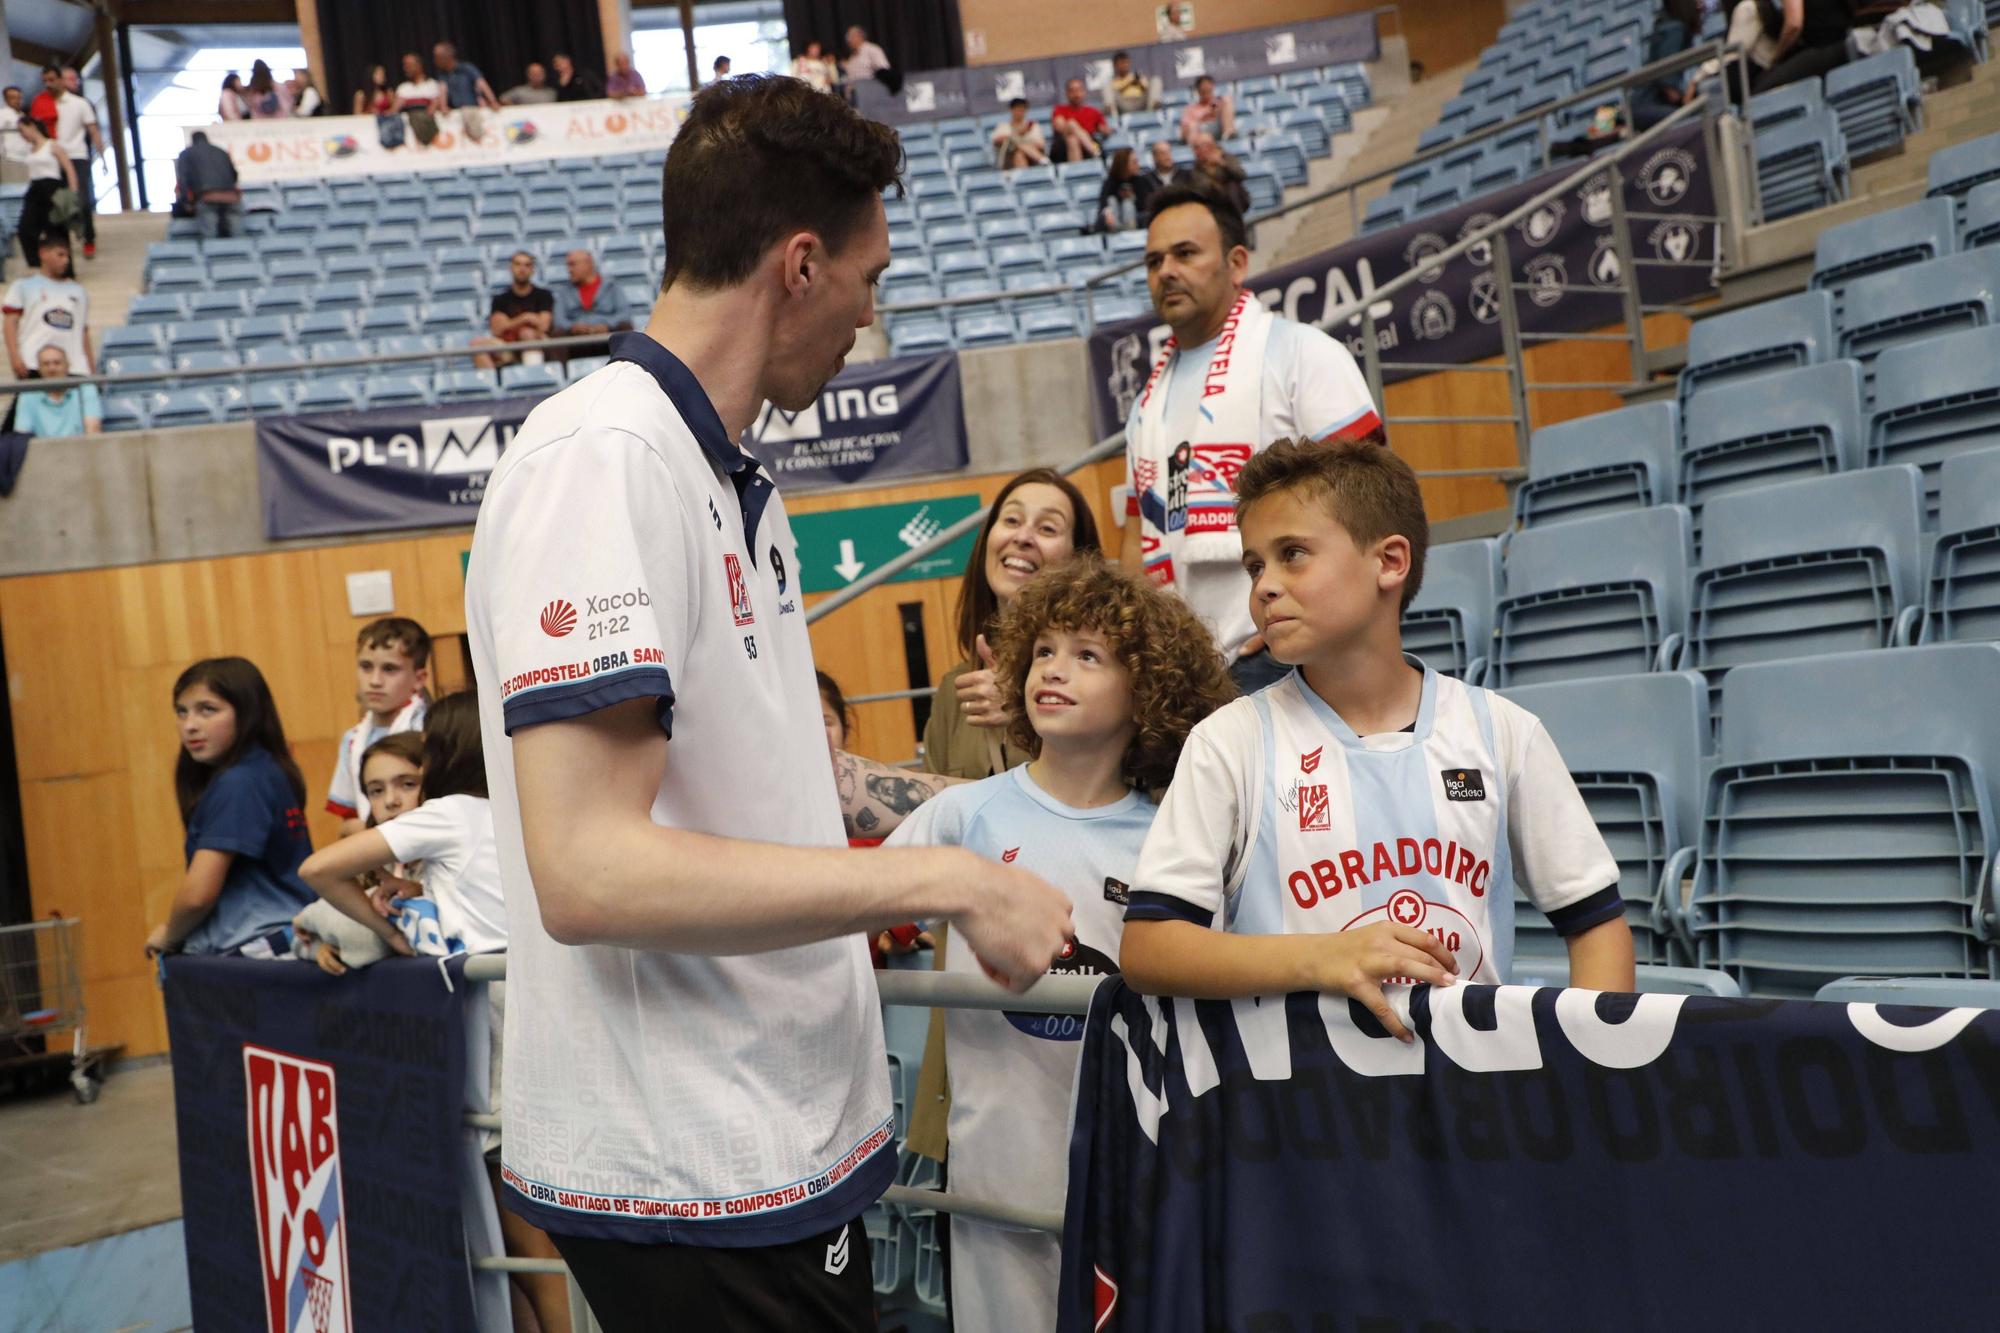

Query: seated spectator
552;52;604;102
606;52;647;100
842;25;891;85
1095;146;1158;232
5;234;92;382
471;251;553;370
1050;77;1108;163
1105;51;1156;116
10;121;77;267
992;98;1049;169
1189;131;1250;215
434;41;499;142
174;131;241;240
1142;138;1184;194
243;59;292;118
502;62;557;105
552;249;634;351
1178;74;1235;143
712;55;732;83
218;72;247;121
1754;0;1853;92
792;39;837;93
287;68;324;117
13;345;101;436
355;63;395;117
393;52;443;146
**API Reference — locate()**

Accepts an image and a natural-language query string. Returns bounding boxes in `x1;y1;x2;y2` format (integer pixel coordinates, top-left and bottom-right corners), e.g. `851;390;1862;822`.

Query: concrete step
74;211;163;333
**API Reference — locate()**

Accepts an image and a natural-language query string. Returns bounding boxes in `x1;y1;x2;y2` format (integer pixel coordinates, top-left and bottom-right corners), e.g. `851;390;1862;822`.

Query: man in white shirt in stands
463;73;1072;1331
51;67;103;259
1120;183;1383;693
0;87;32;183
841;25;891;86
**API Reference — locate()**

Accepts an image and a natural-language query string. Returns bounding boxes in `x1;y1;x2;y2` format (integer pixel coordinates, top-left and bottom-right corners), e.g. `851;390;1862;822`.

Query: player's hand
957;635;1009;729
368;875;422;917
1314;923;1458;1043
384;930;416;957
951;852;1075;993
10;357;29;381
314;942;349;977
143;922;171;959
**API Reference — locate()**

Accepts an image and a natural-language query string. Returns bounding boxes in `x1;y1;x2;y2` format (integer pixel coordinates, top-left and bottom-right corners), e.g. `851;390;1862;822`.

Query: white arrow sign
833;539;867;583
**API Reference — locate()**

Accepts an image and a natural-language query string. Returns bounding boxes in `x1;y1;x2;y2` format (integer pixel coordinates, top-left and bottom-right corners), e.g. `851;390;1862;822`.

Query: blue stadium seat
1967;180;2000;249
186;290;248;320
1508;960;1744;995
101;352;170;380
499;362;564;394
1018;306;1081;340
205;260;264;292
126;292;185;325
888;317;953;357
1413;164;1472;216
952;309;1019;350
310;338;371;365
146;387;221;427
1502;672;1706;965
1685;466;1926;737
1516;401;1678;529
1754;106;1849;220
1048;235;1105;266
1678;290;1834;416
102;395;149;431
1402;537;1501;683
1835;249;2000;404
434;368;498;403
294;309;357;343
364;373;433;408
295;377;362;412
1362;186;1417;234
979;215;1034;243
1492;505;1694;687
248;382;297;417
1924;128;2000;205
198;236;256;264
1469;143;1535;194
1678;359;1864;548
1814;976;2000;1006
148;262;206;296
1922;447;2000;646
314;281;370;314
1825;45;1922;157
1690;643;2000;997
174;349;242;373
935;251;993;281
167;319;233;354
100;325;164;360
1867;324;2000;524
358;305;416;339
265;256;320;288
1810;196;1957;297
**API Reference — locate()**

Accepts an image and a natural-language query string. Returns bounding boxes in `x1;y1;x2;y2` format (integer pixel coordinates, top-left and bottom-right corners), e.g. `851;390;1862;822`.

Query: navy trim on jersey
503;1124;895;1248
1544;885;1625;938
1125;890;1213;928
609;331;775;555
501;665;676;737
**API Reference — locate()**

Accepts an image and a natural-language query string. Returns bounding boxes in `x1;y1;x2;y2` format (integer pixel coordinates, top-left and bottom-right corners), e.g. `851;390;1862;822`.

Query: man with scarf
1118;184;1383;692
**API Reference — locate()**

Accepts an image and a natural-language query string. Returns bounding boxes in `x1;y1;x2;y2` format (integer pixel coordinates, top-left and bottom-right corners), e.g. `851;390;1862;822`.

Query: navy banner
1059;980;2000;1332
256;393;542;539
1087;121;1720;437
740;350;969;488
165;955;504;1333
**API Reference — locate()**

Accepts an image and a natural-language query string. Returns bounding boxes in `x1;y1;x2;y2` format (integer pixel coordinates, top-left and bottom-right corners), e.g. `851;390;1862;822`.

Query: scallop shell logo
540;599;577;637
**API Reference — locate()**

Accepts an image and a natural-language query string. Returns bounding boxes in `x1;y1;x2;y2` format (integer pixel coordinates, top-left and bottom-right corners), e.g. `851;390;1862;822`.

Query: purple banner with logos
1086;121;1719;437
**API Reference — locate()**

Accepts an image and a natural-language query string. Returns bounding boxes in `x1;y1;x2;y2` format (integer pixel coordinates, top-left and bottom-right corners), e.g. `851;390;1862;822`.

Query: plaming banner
1058;979;2000;1332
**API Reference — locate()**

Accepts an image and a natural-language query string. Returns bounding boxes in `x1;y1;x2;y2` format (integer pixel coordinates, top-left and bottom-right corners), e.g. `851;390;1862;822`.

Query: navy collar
609;330;775;555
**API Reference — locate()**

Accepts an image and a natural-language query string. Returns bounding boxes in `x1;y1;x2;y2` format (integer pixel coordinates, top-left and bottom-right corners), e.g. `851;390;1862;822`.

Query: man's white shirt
465;333;892;1245
52;91;96;162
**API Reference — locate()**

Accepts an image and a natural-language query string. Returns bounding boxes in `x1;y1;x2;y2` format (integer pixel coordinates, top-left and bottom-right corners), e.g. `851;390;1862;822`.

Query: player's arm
300;831;416;954
1565;915;1635;992
147;849;231;955
4;310;24;377
514;696;1070;988
336;816;367;838
1120;513;1143;575
832;749;966;838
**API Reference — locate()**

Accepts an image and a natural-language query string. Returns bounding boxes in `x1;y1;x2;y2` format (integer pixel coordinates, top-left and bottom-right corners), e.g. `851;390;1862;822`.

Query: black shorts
551;1219;874;1333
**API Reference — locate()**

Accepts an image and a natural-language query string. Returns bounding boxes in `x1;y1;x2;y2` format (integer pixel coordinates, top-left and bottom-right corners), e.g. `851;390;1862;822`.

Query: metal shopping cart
0;917;111;1103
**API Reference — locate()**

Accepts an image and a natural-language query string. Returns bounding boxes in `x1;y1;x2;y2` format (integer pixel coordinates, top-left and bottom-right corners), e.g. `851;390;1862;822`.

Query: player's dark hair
356;616;432;670
1237;437;1429;610
954;469;1103;661
1008;96;1028;110
1145;181;1249;255
660;73;903;291
419;693;488;801
172;657;308;825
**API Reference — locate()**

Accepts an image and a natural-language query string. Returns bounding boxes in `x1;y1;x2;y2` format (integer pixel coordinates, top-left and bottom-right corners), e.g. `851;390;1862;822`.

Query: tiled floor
0;1063;180;1265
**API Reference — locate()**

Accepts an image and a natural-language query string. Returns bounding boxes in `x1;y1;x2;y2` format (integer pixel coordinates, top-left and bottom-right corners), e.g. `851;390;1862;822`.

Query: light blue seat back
1835;249;2000;404
1694;643;2000;997
1922;446;2000;646
1965;180;2000;248
1678;359;1864;551
1517;401;1678;529
1401;537;1500;683
1867;324;2000;525
1503;671;1706;965
1493;505;1693;687
1814;976;2000;1007
1509;961;1742;995
1925;128;2000;204
1748;78;1822;128
1678;290;1833;412
1810;196;1956;297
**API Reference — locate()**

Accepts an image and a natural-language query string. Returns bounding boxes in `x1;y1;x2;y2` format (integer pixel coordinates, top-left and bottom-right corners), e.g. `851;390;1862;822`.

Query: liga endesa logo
244;1045;353;1333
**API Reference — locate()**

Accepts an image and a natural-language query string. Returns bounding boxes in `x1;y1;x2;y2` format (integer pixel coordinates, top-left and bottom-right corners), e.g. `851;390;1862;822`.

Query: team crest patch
244;1045;353;1333
1301;746;1323;775
1002;847;1020;863
1298;784;1331;831
1442;769;1486;802
724;553;755;627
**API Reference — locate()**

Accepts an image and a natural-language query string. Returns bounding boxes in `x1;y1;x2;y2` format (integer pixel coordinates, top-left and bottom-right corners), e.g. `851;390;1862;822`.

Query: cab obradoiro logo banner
245;1045;354;1333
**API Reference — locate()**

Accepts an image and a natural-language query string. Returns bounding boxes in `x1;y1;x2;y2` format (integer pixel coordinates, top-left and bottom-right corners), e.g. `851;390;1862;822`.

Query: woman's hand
956;635;1010;729
143;922;172;959
366;875;422;919
314;942;349;976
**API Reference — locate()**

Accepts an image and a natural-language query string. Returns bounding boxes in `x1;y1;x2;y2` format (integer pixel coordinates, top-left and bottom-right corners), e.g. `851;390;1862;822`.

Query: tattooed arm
834;750;968;838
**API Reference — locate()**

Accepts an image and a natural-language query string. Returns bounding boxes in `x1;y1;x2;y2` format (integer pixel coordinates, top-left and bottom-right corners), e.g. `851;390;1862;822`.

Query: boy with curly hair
884;555;1236;1333
1122;437;1634;1036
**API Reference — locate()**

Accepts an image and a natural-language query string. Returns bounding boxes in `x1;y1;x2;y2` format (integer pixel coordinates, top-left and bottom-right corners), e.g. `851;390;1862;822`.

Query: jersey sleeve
2;279;25;314
378;800;464;867
324;729;359;818
1287;323;1382;444
481;428;695;736
190;765;275;859
882;783;968;852
1128;715;1252;928
1504;712;1625;936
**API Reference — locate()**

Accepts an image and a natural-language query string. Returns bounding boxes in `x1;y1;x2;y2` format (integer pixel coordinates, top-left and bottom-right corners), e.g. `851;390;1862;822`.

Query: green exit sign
791;496;981;595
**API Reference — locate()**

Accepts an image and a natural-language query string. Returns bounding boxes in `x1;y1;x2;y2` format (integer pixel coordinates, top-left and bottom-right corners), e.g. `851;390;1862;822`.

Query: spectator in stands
992;97;1049;169
551;52;603;102
1105;50;1156;116
1189;132;1251;215
0;88;31;184
842;24;892;85
148;658;314;960
394;52;444;146
355;63;395;117
606;51;647;100
1695;0;1782;87
1095;146;1158;232
10;126;77;270
243;60;291;117
174;131;242;240
552;249;634;354
1051;77;1109;163
1754;0;1854;91
218;72;248;120
434;41;498;145
13;345;101;436
503;62;557;105
1178;74;1235;143
712;56;732;83
47;67;101;260
29;66;58;136
5;233;92;381
1142;138;1183;193
287;68;324;116
792;39;837;92
472;251;554;370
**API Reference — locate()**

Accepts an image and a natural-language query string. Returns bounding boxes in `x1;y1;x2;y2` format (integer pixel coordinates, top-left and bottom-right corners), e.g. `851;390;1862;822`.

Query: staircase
76;209;164;336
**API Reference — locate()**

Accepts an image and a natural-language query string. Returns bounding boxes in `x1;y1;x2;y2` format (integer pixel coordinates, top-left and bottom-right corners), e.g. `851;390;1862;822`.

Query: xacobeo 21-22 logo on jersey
540;600;577;637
